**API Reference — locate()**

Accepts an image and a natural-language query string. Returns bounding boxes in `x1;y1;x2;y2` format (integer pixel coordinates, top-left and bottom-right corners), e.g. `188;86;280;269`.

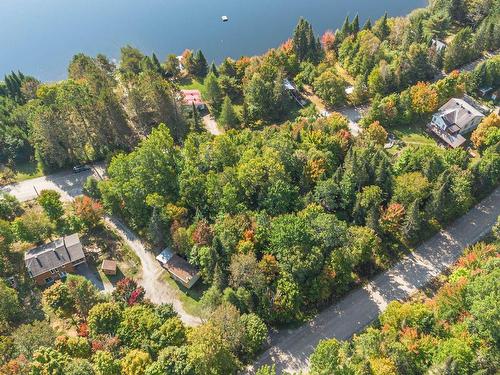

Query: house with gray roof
25;233;86;286
427;98;484;148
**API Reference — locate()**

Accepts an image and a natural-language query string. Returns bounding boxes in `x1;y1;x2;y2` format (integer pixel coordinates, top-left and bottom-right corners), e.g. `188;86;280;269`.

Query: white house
428;98;484;148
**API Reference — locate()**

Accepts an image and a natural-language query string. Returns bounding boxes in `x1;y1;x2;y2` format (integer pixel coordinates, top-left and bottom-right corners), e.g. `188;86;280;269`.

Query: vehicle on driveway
72;165;91;173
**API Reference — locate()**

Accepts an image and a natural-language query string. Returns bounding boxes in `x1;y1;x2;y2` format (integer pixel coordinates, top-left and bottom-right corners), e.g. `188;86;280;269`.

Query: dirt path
248;187;500;374
202;114;224;135
105;216;202;326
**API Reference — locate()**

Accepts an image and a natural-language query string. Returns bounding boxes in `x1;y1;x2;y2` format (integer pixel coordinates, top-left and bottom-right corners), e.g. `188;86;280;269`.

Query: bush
12;206;53;244
0;192;21;220
37;189;64;221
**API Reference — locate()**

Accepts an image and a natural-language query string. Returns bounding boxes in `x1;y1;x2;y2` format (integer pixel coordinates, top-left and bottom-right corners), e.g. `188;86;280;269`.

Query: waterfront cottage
25;234;86;286
427;98;485;148
180;89;205;110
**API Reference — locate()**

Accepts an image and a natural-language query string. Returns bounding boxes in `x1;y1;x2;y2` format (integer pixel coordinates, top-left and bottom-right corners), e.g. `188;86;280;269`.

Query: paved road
249;187;500;374
0;165;106;202
105;216;201;326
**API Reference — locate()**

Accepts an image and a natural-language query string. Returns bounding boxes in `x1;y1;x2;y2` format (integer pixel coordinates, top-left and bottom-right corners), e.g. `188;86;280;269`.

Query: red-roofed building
180;90;205;110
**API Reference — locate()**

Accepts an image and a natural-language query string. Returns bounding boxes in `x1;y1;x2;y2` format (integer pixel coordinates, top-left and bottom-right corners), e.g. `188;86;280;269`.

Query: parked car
72;165;91;173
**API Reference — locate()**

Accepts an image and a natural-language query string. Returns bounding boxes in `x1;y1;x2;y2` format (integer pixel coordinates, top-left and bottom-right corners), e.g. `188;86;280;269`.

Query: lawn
13;160;44;182
178;76;206;94
387;122;438;155
161;273;207;317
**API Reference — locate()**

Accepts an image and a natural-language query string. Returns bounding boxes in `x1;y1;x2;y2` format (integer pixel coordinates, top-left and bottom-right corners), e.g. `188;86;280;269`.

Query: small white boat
221;15;229;22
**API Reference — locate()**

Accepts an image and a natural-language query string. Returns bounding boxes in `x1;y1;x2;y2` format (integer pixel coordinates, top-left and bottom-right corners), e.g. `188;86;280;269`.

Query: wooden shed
101;259;117;276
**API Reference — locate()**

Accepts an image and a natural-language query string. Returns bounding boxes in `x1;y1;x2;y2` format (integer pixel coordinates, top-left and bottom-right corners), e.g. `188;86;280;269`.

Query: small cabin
156;249;200;289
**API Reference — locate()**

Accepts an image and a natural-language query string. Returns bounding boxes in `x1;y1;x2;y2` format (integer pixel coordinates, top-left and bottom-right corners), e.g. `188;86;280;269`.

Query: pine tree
340;15;351;36
151;53;165;76
363;18;372;30
241;101;249;127
336;16;351;46
375;12;390;40
194;50;208;77
428;172;452;222
219;96;239;130
402;199;422;244
449;0;466;24
209;62;218;77
147;207;164;246
204;72;222;114
374;157;393;197
351;14;360;35
293;18;321;63
191;103;203;133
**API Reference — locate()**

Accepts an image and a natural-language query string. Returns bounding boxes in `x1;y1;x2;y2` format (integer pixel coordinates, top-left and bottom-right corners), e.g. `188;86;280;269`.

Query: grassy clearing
161;273;207;317
178;76;206;94
387;122;439;156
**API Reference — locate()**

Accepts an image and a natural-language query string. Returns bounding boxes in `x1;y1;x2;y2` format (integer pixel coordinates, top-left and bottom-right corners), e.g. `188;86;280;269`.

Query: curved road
249;187;500;374
105;216;201;326
1;167;201;326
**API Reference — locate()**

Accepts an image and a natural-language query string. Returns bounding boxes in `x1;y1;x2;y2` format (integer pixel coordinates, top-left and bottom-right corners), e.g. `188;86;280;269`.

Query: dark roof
427;122;466;148
25;234;85;277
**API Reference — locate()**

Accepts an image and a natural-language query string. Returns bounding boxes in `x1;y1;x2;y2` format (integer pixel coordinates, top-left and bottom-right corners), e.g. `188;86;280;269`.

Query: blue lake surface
0;0;426;81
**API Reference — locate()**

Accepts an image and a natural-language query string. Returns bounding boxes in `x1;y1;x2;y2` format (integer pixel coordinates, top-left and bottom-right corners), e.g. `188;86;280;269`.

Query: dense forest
0;0;499;374
298;239;500;375
0;0;499;172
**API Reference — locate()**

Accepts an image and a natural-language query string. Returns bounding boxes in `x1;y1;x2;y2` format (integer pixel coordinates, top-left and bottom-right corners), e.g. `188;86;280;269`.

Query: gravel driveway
105;216;202;326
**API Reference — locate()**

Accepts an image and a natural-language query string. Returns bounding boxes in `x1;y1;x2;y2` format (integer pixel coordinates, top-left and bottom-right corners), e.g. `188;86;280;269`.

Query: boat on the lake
221;15;229;22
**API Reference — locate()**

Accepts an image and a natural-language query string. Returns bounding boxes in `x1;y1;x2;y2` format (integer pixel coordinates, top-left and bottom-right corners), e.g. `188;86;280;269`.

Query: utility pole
92;164;103;181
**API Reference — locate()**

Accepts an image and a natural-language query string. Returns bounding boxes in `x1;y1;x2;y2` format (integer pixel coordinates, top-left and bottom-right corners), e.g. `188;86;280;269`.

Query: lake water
0;0;426;81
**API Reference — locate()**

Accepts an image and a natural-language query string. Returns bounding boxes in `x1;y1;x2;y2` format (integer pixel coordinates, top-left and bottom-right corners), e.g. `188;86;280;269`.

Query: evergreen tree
374;12;390;40
193;50;208;77
341;16;351;35
402;199;422;244
351;14;360;35
219;96;239;130
147;206;164;246
428;171;452;222
241;101;249;127
292;18;321;63
363;18;372;30
151;53;165;76
374;157;393;198
449;0;466;24
443;27;476;72
336;16;351;45
205;72;223;114
209;62;219;77
191;103;203;133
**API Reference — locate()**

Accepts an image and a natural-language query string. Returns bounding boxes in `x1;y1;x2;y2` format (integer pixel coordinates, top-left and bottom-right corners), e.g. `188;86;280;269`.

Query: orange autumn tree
321;30;336;51
410;82;438;116
73;196;104;229
365;121;388;145
471;112;500;150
